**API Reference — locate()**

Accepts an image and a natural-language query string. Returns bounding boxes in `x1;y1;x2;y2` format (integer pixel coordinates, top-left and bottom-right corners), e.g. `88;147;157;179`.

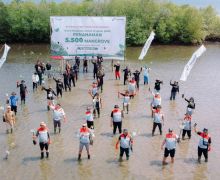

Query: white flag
180;45;206;81
0;44;11;69
138;31;155;60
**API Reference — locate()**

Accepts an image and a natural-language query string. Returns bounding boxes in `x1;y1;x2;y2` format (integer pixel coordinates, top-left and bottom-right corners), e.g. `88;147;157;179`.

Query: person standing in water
33;122;51;159
152;105;164;136
93;93;102;118
32;72;39;92
182;114;192;140
78;124;94;161
123;66;131;85
133;69;141;90
3;105;16;133
161;128;179;165
17;80;28;104
154;79;163;92
111;105;124;135
118;90;131;114
85;107;94;129
184;97;195;115
53;78;64;98
63;70;71;92
49;103;66;134
9;92;18;115
42;86;57;111
83;56;88;73
116;129;133;161
194;125;211;163
114;61;120;80
142;65;150;85
170;80;179;100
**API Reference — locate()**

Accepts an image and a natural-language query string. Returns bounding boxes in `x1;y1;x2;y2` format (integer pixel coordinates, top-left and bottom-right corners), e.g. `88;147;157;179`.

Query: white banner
0;44;11;69
138;31;155;60
180;45;206;81
50;16;126;60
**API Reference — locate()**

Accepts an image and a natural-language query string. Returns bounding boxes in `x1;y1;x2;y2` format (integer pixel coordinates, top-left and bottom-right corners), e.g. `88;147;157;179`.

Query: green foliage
0;0;219;45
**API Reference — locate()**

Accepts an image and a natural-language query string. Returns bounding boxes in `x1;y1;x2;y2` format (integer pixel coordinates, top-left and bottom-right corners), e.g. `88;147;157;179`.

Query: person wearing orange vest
152;105;164;136
161;128;179;165
194;125;211;163
182;114;192;140
85;107;94;129
116;129;133;161
78;124;94;161
33;122;51;159
111;105;124;135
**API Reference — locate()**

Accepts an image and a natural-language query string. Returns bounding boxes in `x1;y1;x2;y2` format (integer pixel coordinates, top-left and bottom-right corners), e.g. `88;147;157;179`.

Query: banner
0;44;11;69
180;45;206;81
138;31;155;60
50;16;126;60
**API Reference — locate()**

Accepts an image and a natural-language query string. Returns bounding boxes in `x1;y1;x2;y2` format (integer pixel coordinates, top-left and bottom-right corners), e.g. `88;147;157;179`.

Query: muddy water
0;43;220;180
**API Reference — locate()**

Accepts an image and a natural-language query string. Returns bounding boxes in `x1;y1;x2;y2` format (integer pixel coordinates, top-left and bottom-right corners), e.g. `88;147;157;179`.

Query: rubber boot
47;105;50;111
88;154;90;159
41;152;44;159
78;154;81;161
59;128;61;134
205;158;208;162
46;152;49;158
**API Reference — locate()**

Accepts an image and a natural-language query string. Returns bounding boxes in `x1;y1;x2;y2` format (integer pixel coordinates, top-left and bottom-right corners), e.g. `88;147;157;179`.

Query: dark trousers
39;142;49;151
69;77;75;87
198;147;208;160
64;81;71;91
33;82;38;91
93;108;100;117
113;121;122;134
57;89;62;97
93;71;97;79
11;105;17;115
182;129;191;139
20;93;26;104
124;76;128;85
38;73;42;85
120;147;129;158
136;80;139;89
152;122;162;135
83;66;88;73
170;91;177;100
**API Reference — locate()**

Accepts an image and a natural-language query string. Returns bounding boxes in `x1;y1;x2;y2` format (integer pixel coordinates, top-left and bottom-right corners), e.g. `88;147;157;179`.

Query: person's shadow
22;156;41;165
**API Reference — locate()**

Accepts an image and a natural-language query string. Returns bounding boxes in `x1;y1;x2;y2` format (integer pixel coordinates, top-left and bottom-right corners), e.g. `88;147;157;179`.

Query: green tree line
0;0;220;45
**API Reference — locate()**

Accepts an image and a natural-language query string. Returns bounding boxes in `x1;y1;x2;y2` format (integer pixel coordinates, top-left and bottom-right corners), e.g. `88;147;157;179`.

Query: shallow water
0;43;220;180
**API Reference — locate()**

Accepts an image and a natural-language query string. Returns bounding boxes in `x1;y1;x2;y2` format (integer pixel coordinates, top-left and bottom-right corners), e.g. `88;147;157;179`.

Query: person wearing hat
49;103;66;134
170;80;179;100
85;107;94;129
3;105;16;133
9;92;18;115
111;105;124;135
161;128;179;165
114;61;121;80
116;129;133;161
32;72;39;92
42;86;57;111
53;77;64;98
154;79;163;92
33;122;51;159
152;105;164;136
17;80;28;104
194;125;211;163
78;124;94;160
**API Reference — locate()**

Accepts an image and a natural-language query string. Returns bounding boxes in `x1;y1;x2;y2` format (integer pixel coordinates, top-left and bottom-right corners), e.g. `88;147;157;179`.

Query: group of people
2;56;211;165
